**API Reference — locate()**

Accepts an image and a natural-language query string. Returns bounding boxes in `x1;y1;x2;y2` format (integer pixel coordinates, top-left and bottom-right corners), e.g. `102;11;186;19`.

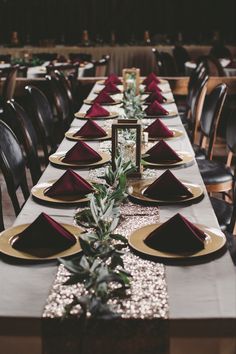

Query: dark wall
0;0;235;44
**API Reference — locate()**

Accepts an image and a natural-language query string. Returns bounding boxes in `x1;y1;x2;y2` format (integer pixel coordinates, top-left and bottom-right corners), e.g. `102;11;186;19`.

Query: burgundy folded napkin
144;101;169;116
63;141;102;164
12;212;76;257
73;119;107;138
44;169;94;197
144;140;182;163
144;118;174;138
104;73;122;85
93;92;115;104
86;103;110;118
144;170;193;200
142;72;161;85
145;90;167;103
146;81;164;93
101;82;121;94
226;60;236;68
144;213;206;253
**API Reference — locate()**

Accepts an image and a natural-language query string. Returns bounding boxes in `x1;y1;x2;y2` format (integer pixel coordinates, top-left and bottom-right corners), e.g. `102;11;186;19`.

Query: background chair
0;65;18;114
4;100;42;184
173;45;190;75
197;55;225;76
25;85;57;162
0;120;30;215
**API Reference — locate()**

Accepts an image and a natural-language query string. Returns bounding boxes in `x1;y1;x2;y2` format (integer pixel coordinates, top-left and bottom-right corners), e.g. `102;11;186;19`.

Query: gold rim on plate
0;223;83;260
129;223;226;259
75;112;119;120
83;99;122;106
49;151;110;169
143;110;178;118
148;129;184;141
65;129;111;141
142;151;194;168
128;178;204;204
31;180;94;204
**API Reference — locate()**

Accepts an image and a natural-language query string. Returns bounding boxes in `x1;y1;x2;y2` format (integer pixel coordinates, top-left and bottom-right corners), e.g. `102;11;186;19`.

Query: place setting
0;212;83;260
75;102;119;120
142;100;178;118
31;169;96;205
143;118;184;141
128;169;204;205
83;91;122;105
141;139;194;168
49;140;110;169
128;212;226;261
65;119;111;141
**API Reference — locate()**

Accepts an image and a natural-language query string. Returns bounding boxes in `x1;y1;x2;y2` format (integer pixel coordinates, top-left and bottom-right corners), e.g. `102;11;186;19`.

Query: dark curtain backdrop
0;0;235;44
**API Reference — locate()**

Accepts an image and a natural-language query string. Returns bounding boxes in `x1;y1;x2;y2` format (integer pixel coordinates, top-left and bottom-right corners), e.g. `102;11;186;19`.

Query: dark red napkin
144;213;206;253
142;72;161;85
101;82;121;94
63;141;102;164
12;212;76;256
86;103;110;117
146;81;164;93
226;61;236;68
144;170;193;199
104;73;122;85
144;118;174;138
144;101;169;116
73;119;107;138
93;92;115;104
144;140;182;163
45;169;94;197
145;90;167;103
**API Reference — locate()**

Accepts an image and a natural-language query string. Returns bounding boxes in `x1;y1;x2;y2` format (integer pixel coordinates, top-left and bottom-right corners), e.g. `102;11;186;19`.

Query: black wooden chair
196;84;232;195
197;55;225;77
0;65;18;114
46;74;73;133
0;120;30;215
185;73;209;144
24;85;57;163
173;45;190;75
4;100;42;184
0;185;4;231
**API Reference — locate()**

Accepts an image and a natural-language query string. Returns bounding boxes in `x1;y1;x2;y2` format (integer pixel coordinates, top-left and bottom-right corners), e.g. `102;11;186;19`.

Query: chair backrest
172;45;190;74
69;53;92;63
24;85;57;161
158;52;178;76
197;55;225;76
0;185;4;232
94;55;110;77
224;108;236;167
188;74;209;144
54;70;74;110
0;120;29;215
32;53;58;62
46;74;72;130
199;83;227;160
5;100;42;184
2;66;18;103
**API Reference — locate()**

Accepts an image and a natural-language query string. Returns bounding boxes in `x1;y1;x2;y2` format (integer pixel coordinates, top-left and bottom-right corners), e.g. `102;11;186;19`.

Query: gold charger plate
0;223;83;260
128;178;204;204
142;151;194;168
49;151;110;169
129;223;226;259
143;110;178;118
75;111;118;120
148;129;184;141
65;129;111;141
31;180;94;204
83;99;122;105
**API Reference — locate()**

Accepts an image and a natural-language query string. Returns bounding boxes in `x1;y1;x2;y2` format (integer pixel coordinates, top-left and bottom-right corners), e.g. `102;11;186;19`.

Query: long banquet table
0;79;236;354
